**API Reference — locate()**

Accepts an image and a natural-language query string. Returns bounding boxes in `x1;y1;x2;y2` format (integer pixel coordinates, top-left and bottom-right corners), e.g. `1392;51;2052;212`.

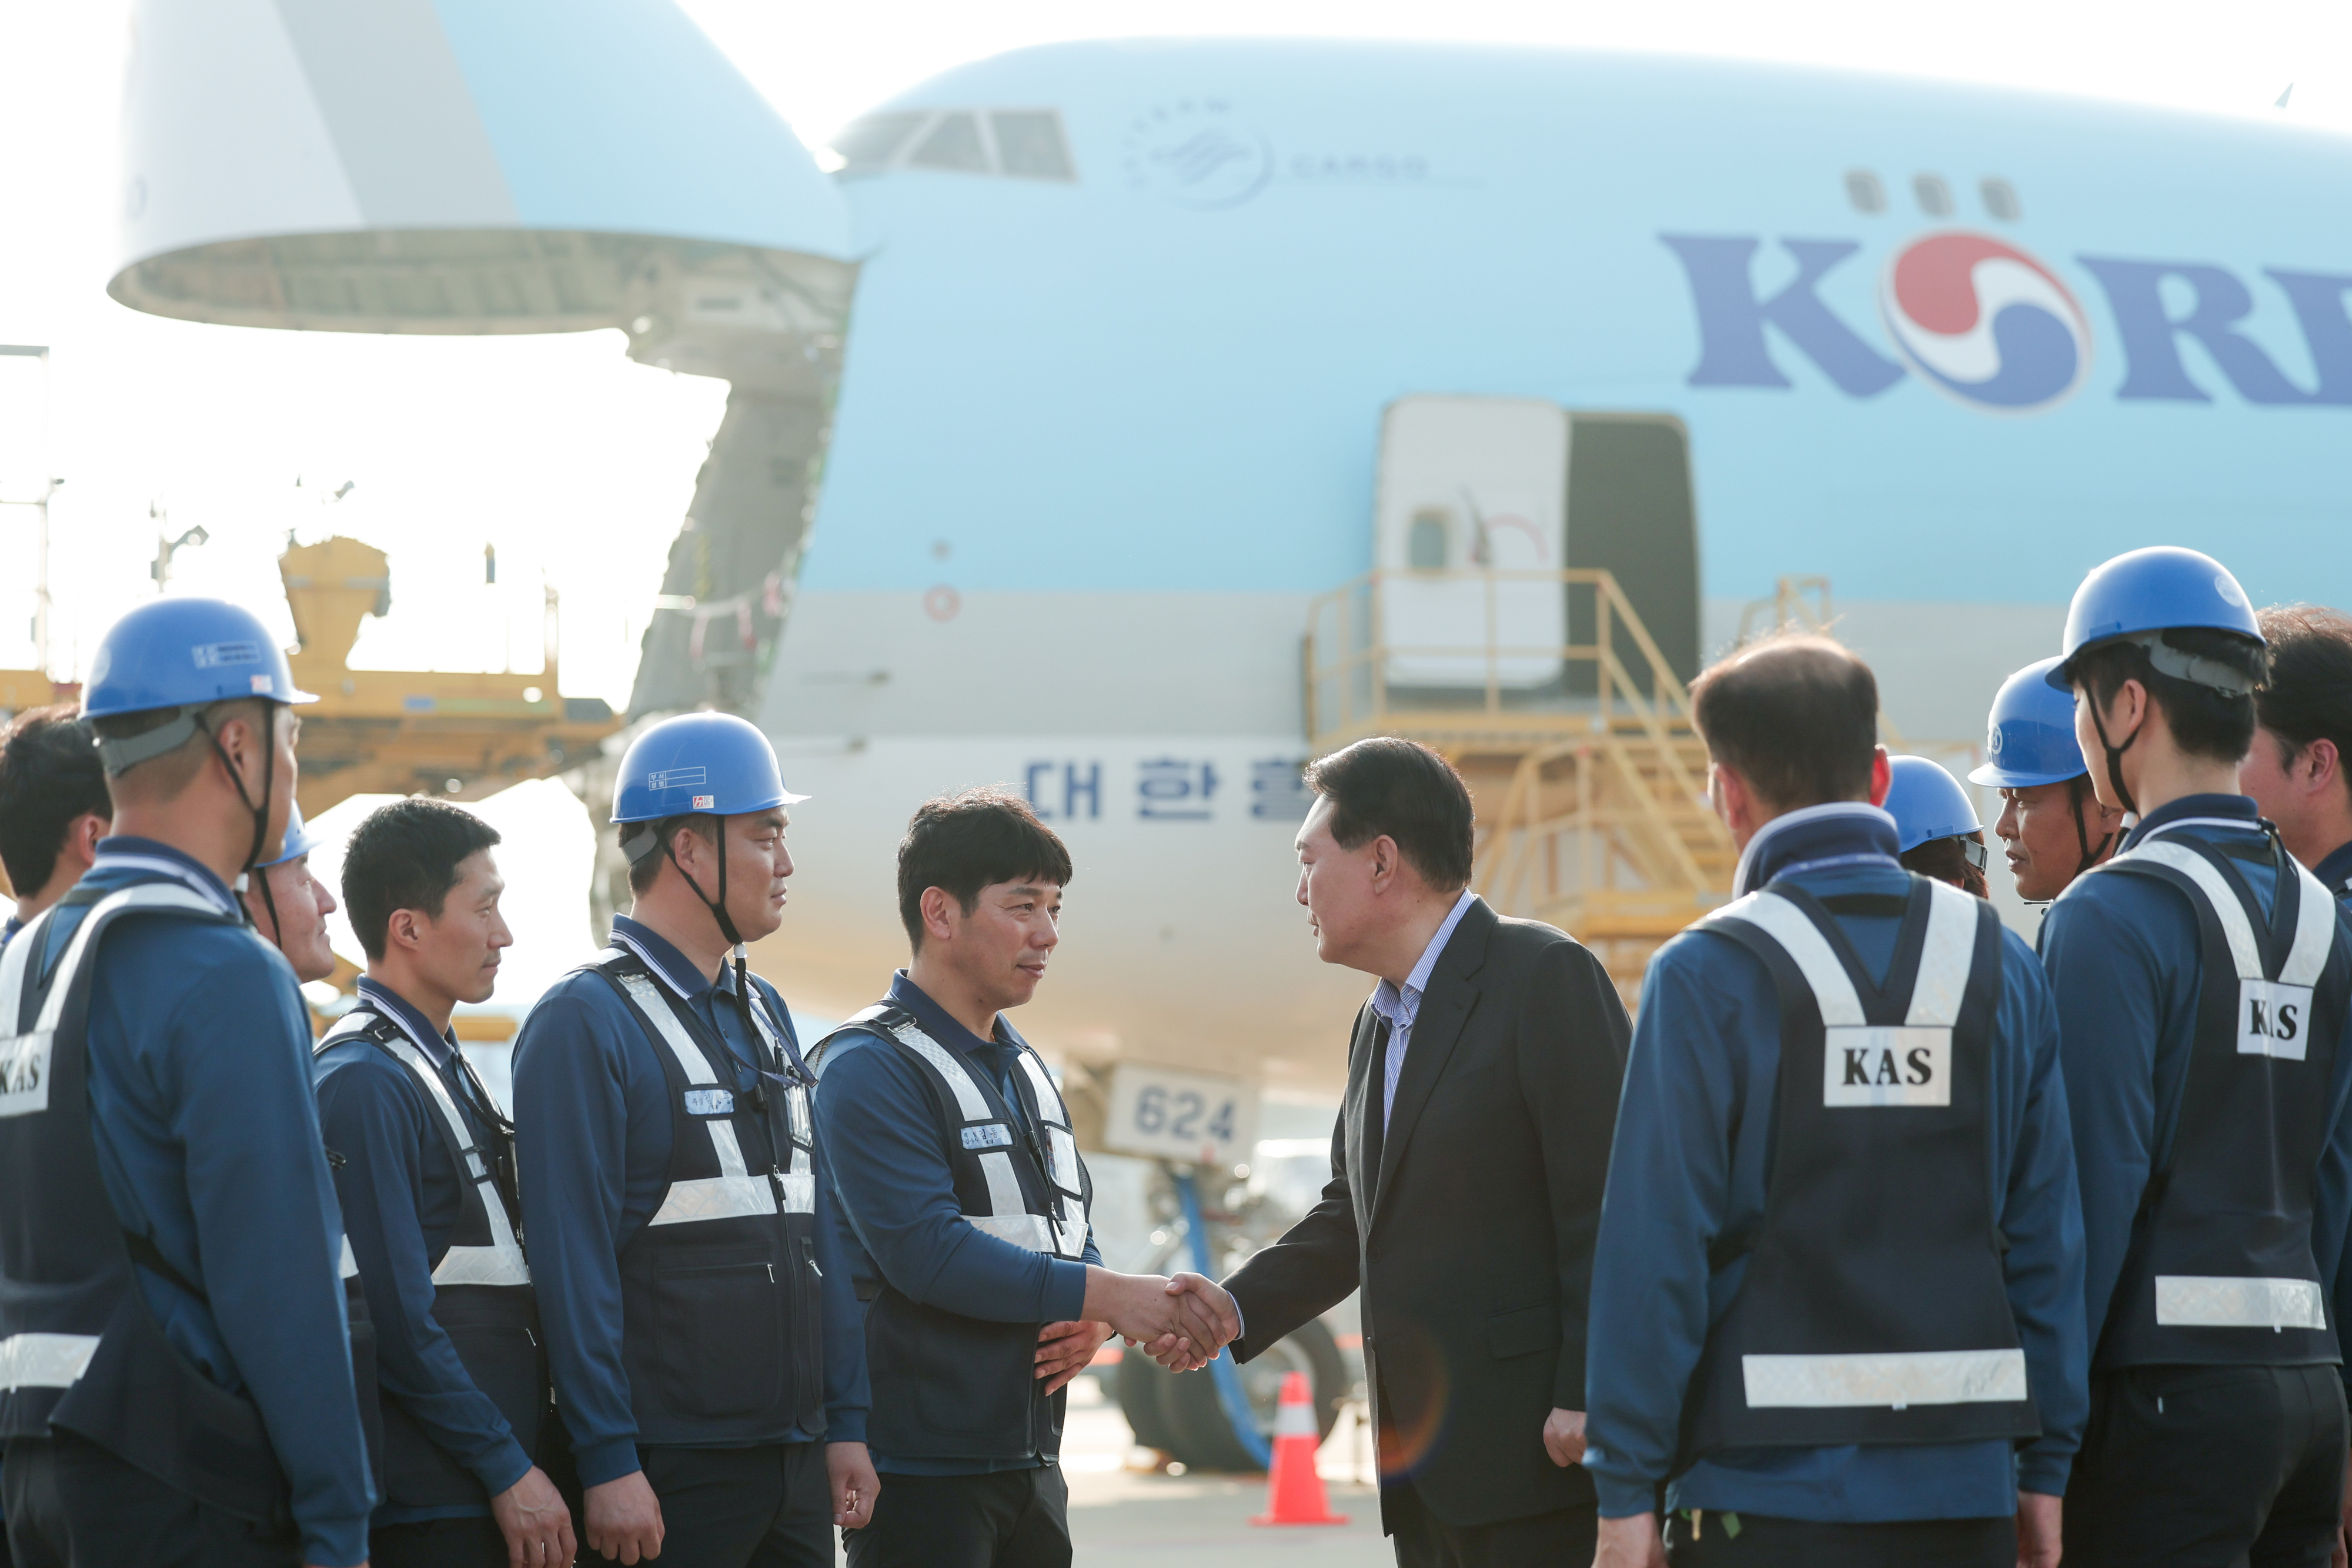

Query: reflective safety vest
587;945;823;1444
814;1003;1091;1461
2090;821;2351;1369
0;884;371;1526
1682;874;2040;1458
316;1004;546;1509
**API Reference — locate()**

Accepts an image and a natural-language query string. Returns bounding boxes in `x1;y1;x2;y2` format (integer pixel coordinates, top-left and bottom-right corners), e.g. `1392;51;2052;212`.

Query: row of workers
0;595;1227;1568
1121;546;2352;1568
4;540;2352;1568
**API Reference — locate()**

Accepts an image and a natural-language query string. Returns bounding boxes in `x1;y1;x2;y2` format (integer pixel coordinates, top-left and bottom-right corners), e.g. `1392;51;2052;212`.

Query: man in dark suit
1171;736;1631;1566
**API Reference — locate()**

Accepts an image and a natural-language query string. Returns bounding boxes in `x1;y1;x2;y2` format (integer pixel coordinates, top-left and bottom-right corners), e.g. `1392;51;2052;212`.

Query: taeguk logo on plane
1662;230;2352;413
1879;232;2093;413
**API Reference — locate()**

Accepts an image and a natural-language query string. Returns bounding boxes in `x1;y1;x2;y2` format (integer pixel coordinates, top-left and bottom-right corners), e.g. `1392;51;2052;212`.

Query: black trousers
1385;1479;1598;1567
2066;1363;2350;1568
1;1434;298;1568
638;1440;833;1568
370;1514;508;1568
843;1466;1071;1568
1664;1510;2012;1567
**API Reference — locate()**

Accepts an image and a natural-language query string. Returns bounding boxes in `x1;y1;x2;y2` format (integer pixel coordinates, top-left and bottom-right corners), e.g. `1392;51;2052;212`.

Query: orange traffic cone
1251;1371;1348;1526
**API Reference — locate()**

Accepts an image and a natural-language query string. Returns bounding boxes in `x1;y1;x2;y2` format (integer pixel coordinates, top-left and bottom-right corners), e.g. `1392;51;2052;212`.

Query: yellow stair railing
1304;567;1735;998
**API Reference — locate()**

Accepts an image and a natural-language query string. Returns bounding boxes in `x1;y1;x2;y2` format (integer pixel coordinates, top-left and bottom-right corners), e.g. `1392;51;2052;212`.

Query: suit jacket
1223;898;1631;1529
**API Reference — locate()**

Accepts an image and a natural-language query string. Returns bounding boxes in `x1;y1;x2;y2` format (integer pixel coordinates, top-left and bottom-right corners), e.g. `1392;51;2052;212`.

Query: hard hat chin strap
195;708;275;931
664;820;763;1045
2083;691;2142;821
2069;781;2116;878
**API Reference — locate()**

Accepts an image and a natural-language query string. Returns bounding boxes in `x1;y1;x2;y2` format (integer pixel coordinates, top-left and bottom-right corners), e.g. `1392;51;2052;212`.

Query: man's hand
584;1470;663;1564
1542;1408;1586;1468
1594;1511;1665;1568
827;1441;880;1532
2016;1490;2062;1568
1035;1319;1115;1394
2336;1449;2351;1568
1081;1266;1195;1358
1163;1273;1240;1363
491;1465;576;1566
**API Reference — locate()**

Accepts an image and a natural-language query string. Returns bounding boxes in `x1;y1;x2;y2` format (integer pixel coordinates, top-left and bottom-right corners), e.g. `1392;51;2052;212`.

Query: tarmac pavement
831;1375;1392;1565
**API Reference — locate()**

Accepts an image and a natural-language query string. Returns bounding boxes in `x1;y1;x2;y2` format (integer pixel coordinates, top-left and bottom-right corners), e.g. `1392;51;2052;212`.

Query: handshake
1084;1266;1241;1373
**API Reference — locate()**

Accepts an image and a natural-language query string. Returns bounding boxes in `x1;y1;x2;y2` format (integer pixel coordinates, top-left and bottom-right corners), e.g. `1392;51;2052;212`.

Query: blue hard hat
611;711;804;835
83;597;316;774
2049;546;2264;693
1969;658;2088;788
84;597;315;717
1885;755;1982;853
257;799;323;868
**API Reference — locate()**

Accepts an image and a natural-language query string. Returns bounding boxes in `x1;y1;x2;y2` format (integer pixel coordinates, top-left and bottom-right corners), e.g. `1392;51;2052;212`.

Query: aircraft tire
1114;1345;1182;1454
1156;1316;1348;1472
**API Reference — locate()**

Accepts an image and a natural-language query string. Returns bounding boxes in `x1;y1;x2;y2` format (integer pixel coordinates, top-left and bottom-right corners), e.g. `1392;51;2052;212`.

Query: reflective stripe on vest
738;985;818;1218
1718;879;1976;1109
2154;1274;2327;1330
322;1015;529;1288
2127;838;2336;1059
861;1011;1088;1259
0;1331;100;1391
1742;1348;2028;1409
0;886;220;1123
613;972;808;1224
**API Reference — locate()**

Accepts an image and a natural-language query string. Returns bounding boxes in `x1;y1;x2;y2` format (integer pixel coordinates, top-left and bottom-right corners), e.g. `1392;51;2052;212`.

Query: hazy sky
0;0;2343;704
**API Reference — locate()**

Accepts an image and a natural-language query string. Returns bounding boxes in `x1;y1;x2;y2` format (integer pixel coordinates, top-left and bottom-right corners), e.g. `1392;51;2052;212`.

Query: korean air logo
1880;232;2092;413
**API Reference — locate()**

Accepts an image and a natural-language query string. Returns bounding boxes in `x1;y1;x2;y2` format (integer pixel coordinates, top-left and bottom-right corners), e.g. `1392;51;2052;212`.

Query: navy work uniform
2046;798;2352;1564
0;597;375;1568
1585;803;2087;1567
513;914;859;1567
313;977;545;1566
2040;547;2352;1567
813;972;1101;1568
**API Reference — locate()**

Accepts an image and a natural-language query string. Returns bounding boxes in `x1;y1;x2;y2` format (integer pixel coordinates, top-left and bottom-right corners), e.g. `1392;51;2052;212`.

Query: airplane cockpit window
1845;170;1886;213
830;108;1078;182
909;113;990;173
1980;178;2022;220
1407;510;1451;570
993;112;1078;180
1913;173;1954;216
831;112;926;174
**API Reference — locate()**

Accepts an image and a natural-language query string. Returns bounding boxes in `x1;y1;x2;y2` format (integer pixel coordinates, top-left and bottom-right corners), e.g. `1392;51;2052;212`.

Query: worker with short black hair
0;598;374;1568
2042;550;2352;1567
813;788;1228;1568
1969;658;2126;904
315;798;572;1568
0;706;110;943
1587;631;2085;1568
2242;603;2352;907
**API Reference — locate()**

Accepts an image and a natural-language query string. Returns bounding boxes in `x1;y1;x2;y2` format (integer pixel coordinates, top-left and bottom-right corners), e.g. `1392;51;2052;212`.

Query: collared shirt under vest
315;977;542;1519
577;927;823;1447
814;982;1093;1465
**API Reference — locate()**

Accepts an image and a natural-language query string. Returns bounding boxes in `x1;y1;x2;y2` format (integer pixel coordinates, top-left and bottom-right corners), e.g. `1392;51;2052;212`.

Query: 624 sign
1103;1062;1258;1170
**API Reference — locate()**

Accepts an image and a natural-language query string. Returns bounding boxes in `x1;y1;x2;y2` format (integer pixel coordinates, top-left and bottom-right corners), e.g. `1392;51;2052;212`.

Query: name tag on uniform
0;1032;51;1118
682;1088;735;1117
1822;1027;1950;1108
961;1123;1013;1150
2240;979;2314;1061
